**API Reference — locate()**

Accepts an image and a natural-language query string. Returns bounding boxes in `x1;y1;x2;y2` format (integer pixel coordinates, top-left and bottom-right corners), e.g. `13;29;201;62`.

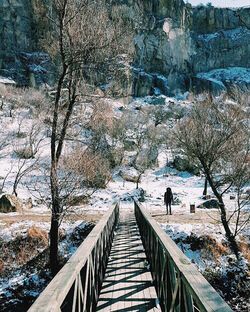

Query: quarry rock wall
0;0;249;94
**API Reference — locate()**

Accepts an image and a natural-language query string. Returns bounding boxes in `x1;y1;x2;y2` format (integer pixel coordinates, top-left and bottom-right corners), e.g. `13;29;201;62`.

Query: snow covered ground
196;67;250;87
184;0;250;8
0;89;249;311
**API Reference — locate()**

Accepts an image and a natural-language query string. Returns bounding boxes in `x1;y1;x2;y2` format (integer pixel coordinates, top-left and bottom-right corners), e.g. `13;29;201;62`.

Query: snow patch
196;67;250;86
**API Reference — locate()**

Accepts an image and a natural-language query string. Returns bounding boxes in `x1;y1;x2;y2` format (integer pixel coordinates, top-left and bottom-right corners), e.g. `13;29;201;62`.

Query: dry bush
0;84;8;98
228;85;250;105
0;85;49;112
69;195;90;206
0;226;49;273
238;239;250;264
203;236;229;260
64;148;111;188
17;248;30;265
0;85;24;105
192;235;230;263
14;146;34;159
0;258;4;273
28;226;48;244
22;88;48;109
88;101;113;132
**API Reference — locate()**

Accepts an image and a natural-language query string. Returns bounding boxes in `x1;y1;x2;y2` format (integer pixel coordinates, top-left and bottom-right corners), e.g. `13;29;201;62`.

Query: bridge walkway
97;208;160;311
28;201;233;312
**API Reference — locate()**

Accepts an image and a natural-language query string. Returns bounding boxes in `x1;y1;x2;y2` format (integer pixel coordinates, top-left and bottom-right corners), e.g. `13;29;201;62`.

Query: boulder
135;187;145;202
173;156;199;175
0;76;16;86
120;187;145;202
145;96;166;106
25;197;33;209
124;140;136;151
198;199;220;209
0;194;23;213
133;70;154;97
120;167;139;183
173;196;181;205
192;76;226;95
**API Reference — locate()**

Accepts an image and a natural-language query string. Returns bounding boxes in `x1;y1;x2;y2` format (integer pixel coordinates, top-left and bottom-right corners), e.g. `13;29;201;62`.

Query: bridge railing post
28;202;119;312
134;199;233;312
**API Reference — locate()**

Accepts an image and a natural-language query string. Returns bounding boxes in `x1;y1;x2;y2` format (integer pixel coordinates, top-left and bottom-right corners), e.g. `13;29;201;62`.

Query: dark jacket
164;190;173;204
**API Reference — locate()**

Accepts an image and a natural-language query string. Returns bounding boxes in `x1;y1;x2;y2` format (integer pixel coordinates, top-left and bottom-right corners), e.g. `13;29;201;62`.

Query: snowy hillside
185;0;250;7
0;84;249;311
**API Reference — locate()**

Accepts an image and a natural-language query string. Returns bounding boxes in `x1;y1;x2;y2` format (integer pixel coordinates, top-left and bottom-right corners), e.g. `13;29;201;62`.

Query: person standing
164;187;173;215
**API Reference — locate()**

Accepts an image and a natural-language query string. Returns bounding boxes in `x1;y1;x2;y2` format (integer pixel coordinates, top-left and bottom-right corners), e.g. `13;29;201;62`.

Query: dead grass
0;259;4;273
28;225;48;244
238;239;250;264
0;226;49;274
202;235;229;261
0;85;48;109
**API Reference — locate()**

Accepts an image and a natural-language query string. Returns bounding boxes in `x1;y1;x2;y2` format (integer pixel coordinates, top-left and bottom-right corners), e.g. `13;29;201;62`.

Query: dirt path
151;209;221;225
0;211;103;228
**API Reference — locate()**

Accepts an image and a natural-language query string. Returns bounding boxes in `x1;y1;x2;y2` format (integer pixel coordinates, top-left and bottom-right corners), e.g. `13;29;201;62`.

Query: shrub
0;85;49;113
14;147;34;159
0;258;4;273
28;226;48;244
16;132;27;139
63;149;111;189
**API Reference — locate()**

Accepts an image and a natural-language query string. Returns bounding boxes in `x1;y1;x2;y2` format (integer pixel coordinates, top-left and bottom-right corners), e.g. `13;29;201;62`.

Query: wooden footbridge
28;201;232;312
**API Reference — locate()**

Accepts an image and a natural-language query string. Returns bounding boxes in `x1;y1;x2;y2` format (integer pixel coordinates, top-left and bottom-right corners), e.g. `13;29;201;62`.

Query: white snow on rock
0;220;84;243
196;67;250;86
0;77;16;85
184;0;250;8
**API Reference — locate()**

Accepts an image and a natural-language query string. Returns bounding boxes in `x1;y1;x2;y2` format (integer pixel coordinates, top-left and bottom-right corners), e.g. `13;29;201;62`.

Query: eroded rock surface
0;1;249;94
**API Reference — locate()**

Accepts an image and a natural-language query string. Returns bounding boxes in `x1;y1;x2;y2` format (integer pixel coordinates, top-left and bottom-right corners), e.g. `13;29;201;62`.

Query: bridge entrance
28;201;232;312
97;208;160;311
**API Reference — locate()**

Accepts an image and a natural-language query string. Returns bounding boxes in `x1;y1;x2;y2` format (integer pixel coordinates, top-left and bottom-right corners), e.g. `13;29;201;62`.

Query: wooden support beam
134;199;233;312
28;203;119;312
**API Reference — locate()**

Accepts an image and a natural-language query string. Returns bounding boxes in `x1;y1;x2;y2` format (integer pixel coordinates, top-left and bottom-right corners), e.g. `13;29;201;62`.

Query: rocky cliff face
190;6;250;72
189;6;250;93
133;0;194;95
133;2;250;95
0;0;50;86
190;6;250;34
0;0;34;83
0;0;249;94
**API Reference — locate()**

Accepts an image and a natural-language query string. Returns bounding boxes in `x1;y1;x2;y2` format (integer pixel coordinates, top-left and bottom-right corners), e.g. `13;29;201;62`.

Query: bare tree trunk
203;177;208;196
49;214;60;275
12;184;18;197
49;162;61;274
136;173;142;189
206;172;240;258
219;201;240;259
49;65;66;273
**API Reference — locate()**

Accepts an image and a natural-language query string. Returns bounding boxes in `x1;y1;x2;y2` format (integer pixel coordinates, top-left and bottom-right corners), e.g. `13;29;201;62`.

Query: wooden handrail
134;200;233;312
28;202;119;312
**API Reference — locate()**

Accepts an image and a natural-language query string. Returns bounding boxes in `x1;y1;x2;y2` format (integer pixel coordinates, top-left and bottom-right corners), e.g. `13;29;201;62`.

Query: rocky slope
0;0;50;86
133;2;250;95
0;0;249;95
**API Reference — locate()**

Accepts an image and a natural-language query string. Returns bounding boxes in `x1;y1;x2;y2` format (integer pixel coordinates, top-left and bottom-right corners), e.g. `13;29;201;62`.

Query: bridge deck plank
97;208;160;312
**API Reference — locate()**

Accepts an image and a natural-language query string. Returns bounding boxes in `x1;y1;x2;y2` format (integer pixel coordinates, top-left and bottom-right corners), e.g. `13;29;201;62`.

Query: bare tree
87;101;115;164
12;123;44;197
174;96;250;258
122;110;163;188
12;157;39;197
43;0;133;273
0;165;13;195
